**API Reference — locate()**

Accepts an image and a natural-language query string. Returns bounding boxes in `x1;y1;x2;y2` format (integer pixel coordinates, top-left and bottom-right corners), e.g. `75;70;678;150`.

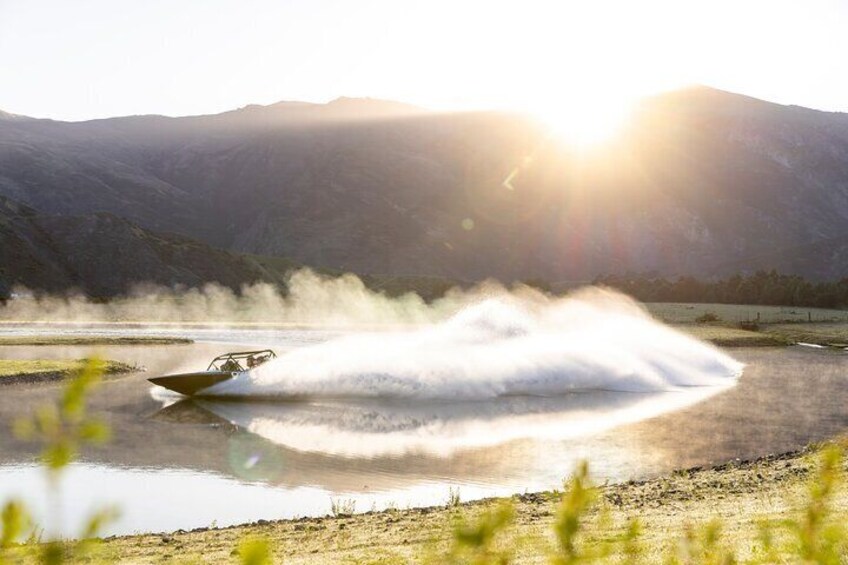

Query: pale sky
1;0;846;122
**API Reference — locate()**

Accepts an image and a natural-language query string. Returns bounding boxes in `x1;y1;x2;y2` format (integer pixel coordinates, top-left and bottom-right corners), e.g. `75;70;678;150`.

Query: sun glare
533;91;636;148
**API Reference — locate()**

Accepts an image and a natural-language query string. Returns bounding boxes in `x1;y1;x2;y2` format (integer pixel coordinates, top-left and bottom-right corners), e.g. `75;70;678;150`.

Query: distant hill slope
2;88;848;283
0;195;459;299
0;196;288;297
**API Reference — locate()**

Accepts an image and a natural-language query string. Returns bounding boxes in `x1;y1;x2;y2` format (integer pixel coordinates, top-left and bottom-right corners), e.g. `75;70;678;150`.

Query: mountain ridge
0;96;427;125
2;86;848;286
5;88;848;125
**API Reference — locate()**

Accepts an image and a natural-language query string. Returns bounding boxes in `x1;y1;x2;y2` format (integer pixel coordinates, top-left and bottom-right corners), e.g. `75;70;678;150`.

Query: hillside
0;196;287;297
2;88;848;283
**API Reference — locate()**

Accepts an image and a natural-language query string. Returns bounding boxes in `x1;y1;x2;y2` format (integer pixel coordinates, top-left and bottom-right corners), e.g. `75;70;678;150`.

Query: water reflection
156;386;732;459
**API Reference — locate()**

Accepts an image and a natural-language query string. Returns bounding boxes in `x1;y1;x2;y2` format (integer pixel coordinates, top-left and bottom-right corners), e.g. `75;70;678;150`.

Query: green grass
0;359;136;379
676;324;788;347
0;336;192;346
761;323;848;347
647;302;848;324
651;303;848;347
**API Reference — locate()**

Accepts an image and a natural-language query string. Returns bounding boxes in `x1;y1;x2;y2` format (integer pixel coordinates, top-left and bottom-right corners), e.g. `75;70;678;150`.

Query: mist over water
2;270;463;325
207;287;743;400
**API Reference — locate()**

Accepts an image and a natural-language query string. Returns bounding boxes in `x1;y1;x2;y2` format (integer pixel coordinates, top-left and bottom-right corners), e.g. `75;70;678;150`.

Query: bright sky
0;0;846;123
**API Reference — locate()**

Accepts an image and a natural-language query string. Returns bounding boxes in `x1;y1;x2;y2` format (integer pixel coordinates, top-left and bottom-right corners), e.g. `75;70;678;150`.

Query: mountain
0;109;29;121
2;88;848;286
0;196;289;297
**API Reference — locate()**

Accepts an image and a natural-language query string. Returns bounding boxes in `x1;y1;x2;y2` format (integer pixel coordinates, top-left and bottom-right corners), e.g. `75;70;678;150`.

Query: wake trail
206;287;743;400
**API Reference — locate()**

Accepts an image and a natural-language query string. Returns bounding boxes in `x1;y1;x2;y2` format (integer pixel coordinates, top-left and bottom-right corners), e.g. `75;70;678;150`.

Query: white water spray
207;287;743;400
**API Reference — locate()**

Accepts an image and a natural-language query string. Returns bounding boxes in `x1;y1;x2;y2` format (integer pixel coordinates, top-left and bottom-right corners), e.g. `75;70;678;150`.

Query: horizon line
4;84;845;125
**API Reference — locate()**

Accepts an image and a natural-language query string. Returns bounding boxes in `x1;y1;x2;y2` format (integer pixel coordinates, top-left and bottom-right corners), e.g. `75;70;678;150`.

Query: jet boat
148;349;276;396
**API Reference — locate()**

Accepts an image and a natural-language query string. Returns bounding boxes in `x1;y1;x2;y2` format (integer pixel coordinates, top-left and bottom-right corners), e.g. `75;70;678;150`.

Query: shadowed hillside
0;196;287;296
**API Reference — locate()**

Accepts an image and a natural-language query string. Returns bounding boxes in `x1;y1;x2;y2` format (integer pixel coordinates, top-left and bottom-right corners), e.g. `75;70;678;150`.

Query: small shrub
667;519;736;565
551;461;597;563
441;502;515;564
238;536;273;565
0;500;29;556
696;312;720;323
794;444;845;562
620;518;643;562
447;487;461;508
330;498;356;518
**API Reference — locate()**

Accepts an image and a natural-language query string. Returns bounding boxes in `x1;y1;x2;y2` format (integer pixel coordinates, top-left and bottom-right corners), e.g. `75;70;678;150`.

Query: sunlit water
0;324;846;536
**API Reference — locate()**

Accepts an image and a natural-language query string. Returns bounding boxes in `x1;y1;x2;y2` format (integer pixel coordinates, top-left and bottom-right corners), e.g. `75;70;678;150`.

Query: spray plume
204;288;741;399
6;268;741;404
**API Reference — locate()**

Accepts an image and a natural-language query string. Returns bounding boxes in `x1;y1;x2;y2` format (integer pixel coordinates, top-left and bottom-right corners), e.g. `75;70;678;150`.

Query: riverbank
98;443;844;564
0;316;842;350
654;302;848;348
677;324;788;347
0;326;814;349
0;336;192;346
676;322;848;348
0;359;139;385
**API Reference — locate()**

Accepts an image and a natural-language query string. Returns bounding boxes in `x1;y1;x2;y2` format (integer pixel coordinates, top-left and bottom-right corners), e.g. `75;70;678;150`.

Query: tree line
593;270;848;309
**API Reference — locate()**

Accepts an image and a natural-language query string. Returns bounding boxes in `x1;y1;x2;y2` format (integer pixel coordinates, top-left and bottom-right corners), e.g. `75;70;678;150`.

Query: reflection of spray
198;387;731;459
207;288;742;399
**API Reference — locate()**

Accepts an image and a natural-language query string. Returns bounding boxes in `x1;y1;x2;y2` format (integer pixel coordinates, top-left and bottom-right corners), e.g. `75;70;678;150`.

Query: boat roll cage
207;349;277;372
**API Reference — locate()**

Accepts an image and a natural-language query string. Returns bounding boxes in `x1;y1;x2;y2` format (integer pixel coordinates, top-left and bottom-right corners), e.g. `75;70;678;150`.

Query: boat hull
148;371;235;396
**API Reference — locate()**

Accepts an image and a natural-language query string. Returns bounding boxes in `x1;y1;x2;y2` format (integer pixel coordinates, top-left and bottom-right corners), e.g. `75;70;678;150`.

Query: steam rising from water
207;287;742;399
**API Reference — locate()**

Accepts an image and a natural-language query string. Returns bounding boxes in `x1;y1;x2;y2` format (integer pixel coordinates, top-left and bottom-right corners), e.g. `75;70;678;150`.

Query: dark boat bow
148;371;235;396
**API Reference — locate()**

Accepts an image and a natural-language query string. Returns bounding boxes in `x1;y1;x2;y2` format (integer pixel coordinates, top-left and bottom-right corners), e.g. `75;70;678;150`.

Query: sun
532;90;636;148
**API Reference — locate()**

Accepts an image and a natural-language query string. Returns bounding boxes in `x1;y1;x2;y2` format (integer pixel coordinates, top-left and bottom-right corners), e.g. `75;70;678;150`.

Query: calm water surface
0;325;846;535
